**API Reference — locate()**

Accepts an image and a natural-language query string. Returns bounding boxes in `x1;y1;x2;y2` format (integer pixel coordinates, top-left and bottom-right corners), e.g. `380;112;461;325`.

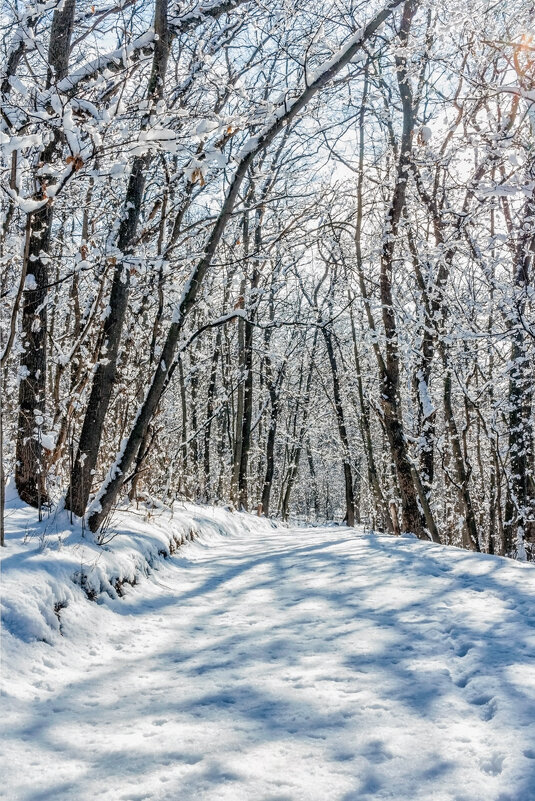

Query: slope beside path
1;503;535;801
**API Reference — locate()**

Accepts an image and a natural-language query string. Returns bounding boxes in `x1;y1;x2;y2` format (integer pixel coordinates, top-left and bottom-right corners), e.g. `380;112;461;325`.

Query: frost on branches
1;0;534;556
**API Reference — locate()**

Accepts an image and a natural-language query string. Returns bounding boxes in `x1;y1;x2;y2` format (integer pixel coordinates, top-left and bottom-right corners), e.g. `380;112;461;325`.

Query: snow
8;75;29;97
57;31;155;94
420;125;432;143
307;28;364;84
136;128;181;154
39;433;56;451
2;492;535;801
4;188;48;214
0;132;42;156
236;136;259;160
417;373;435;419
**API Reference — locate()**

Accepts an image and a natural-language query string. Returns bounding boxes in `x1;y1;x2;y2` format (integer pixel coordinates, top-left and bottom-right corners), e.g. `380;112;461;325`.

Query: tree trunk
260;353;284;517
203;331;221;500
66;0;170;517
231;279;246;505
280;341;316;521
504;221;535;556
442;358;480;552
321;325;355;527
15;0;76;507
377;0;427;538
348;296;392;531
237;265;260;510
15;205;53;507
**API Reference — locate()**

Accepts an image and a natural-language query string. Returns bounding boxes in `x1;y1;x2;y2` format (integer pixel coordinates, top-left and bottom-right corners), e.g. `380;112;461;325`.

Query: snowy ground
1;498;535;801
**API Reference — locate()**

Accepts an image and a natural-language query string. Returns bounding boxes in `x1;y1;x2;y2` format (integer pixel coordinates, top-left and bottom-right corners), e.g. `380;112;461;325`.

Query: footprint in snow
468;694;497;721
332;750;355;762
453;674;473;688
469;693;493;706
481;697;498;721
456;643;473;658
361;739;394;764
479;753;504;775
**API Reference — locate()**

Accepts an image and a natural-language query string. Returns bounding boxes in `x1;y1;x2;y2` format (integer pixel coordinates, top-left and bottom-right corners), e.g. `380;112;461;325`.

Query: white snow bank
0;483;276;644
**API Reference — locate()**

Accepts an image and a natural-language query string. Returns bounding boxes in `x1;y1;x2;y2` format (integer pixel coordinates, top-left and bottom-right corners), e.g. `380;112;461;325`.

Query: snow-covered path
2;522;535;801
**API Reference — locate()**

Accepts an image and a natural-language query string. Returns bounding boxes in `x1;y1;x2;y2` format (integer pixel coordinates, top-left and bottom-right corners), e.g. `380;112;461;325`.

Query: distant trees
1;0;533;558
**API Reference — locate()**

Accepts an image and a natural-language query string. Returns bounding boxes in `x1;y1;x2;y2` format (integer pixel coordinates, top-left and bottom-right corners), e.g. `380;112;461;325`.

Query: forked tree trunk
377;0;427;538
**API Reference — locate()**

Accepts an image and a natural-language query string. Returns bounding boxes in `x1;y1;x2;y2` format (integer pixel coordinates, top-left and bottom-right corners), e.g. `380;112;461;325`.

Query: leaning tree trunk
65;0;170;517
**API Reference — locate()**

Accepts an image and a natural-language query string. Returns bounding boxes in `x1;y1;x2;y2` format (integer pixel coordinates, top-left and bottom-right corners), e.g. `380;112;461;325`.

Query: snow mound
0;487;276;643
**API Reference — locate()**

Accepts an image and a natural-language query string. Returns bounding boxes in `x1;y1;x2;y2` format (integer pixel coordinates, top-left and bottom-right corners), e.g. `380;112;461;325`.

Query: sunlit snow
2;494;534;801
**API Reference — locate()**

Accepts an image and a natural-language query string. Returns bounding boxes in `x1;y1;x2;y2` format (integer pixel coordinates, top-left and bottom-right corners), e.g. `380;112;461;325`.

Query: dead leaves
66;155;84;171
190;167;205;187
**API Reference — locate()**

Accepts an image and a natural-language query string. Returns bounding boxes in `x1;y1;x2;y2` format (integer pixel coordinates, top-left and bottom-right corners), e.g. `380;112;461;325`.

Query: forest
1;0;534;558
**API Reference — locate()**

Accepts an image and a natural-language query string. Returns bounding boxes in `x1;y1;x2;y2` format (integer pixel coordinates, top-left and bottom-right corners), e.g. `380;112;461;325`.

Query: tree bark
377;0;427;538
15;0;76;507
504;195;535;556
321;324;355;527
260;340;284;517
203;331;222;500
66;0;170;516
